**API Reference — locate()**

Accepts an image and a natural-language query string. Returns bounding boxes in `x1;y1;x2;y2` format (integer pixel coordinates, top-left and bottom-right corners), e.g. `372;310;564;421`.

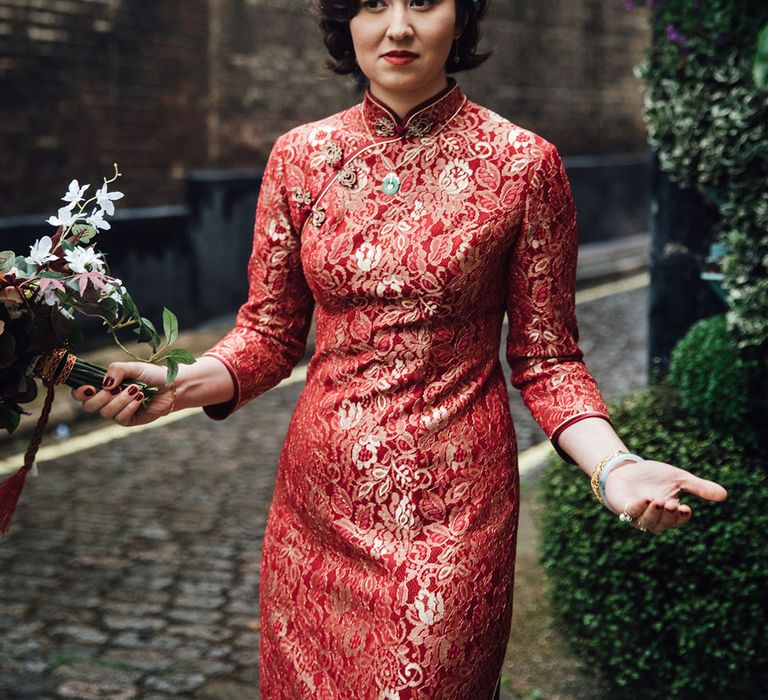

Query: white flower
40;285;62;307
26;236;58;267
96;183;124;216
62;180;89;209
63;246;105;274
87;208;111;230
105;277;126;302
46;206;79;229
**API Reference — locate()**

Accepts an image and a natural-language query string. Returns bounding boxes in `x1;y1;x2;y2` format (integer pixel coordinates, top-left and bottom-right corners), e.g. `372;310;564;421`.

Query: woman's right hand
70;361;175;427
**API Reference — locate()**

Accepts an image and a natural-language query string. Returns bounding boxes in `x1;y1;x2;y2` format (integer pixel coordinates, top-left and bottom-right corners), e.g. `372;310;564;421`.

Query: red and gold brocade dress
200;80;610;699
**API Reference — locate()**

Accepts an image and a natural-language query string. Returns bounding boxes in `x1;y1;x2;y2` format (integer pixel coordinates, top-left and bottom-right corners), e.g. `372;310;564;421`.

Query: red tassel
0;466;29;535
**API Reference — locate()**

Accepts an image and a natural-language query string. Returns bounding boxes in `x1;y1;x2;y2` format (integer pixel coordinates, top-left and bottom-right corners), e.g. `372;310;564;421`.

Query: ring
637;523;648;533
618;502;635;525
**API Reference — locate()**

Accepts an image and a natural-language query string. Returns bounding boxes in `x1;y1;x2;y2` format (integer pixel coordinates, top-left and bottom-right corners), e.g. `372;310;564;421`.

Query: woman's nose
386;7;414;41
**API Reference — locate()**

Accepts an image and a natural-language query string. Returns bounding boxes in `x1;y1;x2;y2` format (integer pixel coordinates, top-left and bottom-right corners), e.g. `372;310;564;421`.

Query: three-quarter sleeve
505;144;611;462
201;135;315;420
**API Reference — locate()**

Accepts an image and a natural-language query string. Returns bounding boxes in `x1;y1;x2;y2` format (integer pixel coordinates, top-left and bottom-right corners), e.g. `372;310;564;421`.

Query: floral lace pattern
201;83;609;699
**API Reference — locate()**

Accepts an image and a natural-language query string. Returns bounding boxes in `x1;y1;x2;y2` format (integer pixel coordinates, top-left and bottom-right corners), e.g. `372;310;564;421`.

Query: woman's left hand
603;460;728;535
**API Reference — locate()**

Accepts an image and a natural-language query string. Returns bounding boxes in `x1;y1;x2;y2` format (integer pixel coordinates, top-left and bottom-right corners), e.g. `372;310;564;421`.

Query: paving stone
50;625;108;645
101;601;166;617
224;600;258;615
168;609;223;625
233;632;259;649
195;679;260;700
53;660;143;684
173;595;225;610
103;616;167;632
70;555;133;571
143;673;206;693
100;649;175;673
111;631;184;651
166;625;230;643
178;580;229;597
56;680;137;700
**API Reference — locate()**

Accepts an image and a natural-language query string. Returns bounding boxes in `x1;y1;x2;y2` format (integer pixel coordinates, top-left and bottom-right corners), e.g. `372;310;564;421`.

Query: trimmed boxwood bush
538;384;768;699
666;314;759;443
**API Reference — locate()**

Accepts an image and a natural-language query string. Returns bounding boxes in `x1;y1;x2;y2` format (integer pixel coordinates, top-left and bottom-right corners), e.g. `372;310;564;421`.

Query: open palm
604;460;728;535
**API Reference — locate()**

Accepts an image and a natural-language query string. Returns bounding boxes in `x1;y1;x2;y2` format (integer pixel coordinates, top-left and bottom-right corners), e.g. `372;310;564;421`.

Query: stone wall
0;0;650;217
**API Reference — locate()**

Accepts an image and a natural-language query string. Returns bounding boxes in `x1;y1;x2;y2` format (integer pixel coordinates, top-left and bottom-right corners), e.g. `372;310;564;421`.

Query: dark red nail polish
654;504;662;510
110;387;121;395
84;388;95;397
134;392;144;402
127;385;138;396
103;377;114;388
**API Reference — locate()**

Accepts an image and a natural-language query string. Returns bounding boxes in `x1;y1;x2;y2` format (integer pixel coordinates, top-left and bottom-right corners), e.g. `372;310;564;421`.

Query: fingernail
127;385;138;396
103;377;114;388
654;504;662;510
134;392;144;402
83;388;95;397
110;387;121;395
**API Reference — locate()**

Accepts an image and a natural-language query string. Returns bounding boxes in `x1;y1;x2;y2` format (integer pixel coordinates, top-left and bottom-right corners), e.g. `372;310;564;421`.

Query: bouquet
0;165;195;534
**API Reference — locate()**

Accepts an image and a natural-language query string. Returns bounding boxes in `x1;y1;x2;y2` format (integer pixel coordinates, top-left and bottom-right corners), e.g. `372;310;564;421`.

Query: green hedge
666;314;759;443
538;384;768;699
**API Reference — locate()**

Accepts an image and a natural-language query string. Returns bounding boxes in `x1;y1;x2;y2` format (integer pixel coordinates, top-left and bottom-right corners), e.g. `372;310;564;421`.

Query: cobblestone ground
0;285;648;700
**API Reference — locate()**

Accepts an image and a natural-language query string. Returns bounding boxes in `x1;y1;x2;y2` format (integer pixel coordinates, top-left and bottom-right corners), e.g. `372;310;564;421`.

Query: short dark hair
311;1;491;83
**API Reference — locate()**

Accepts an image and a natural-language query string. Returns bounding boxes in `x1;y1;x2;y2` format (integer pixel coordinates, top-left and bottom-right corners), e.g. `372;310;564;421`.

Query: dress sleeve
505;143;611;463
200;134;315;420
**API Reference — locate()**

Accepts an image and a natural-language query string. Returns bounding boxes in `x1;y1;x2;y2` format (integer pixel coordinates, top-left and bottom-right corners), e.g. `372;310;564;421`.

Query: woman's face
350;0;458;104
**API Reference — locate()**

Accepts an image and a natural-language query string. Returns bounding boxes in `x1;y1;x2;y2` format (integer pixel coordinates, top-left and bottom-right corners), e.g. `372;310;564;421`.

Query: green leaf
60;239;74;252
0;406;21;434
162;307;178;346
166;348;196;365
120;292;138;321
755;24;768;92
70;224;97;244
132;316;160;351
165;358;179;385
0;250;15;273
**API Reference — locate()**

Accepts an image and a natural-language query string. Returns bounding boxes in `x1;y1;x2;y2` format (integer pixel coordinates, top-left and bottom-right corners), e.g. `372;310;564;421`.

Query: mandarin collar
361;79;465;139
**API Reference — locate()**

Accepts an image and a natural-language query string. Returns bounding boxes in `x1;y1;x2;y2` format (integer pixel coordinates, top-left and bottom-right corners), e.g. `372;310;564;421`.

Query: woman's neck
368;74;450;120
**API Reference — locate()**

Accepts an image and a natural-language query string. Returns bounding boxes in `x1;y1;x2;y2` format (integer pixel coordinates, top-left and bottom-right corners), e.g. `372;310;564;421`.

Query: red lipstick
383;50;418;65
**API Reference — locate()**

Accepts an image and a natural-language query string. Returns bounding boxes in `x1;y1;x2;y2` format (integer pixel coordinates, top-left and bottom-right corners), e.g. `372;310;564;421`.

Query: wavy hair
311;1;492;83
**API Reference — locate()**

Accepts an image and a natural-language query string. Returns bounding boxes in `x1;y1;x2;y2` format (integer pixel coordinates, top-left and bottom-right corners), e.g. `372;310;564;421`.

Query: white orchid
104;277;126;302
46;206;80;229
63;246;105;274
40;284;62;307
26;236;59;267
96;183;124;216
62;180;90;210
87;208;110;231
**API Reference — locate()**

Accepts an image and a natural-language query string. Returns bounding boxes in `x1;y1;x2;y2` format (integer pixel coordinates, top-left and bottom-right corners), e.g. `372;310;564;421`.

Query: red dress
201;80;610;699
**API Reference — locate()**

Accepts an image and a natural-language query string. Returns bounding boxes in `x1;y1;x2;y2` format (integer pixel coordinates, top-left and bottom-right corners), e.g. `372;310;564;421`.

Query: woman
71;1;728;697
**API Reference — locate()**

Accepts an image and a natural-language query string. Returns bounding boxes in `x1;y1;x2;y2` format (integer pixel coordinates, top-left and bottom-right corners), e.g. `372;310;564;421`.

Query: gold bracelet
590;449;628;506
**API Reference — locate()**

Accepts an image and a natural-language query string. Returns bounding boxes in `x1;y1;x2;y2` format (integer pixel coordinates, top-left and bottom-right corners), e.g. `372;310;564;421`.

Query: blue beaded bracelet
599;452;644;512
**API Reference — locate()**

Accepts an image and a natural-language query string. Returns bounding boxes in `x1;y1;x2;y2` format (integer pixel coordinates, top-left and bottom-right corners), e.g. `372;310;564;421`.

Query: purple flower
666;23;688;46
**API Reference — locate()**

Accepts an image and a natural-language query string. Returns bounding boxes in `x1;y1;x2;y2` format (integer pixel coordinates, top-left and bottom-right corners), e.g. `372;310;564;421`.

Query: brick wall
0;0;650;217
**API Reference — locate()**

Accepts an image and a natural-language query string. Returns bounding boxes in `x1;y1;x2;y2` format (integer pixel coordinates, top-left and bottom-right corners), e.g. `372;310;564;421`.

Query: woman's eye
361;0;386;9
410;0;435;7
